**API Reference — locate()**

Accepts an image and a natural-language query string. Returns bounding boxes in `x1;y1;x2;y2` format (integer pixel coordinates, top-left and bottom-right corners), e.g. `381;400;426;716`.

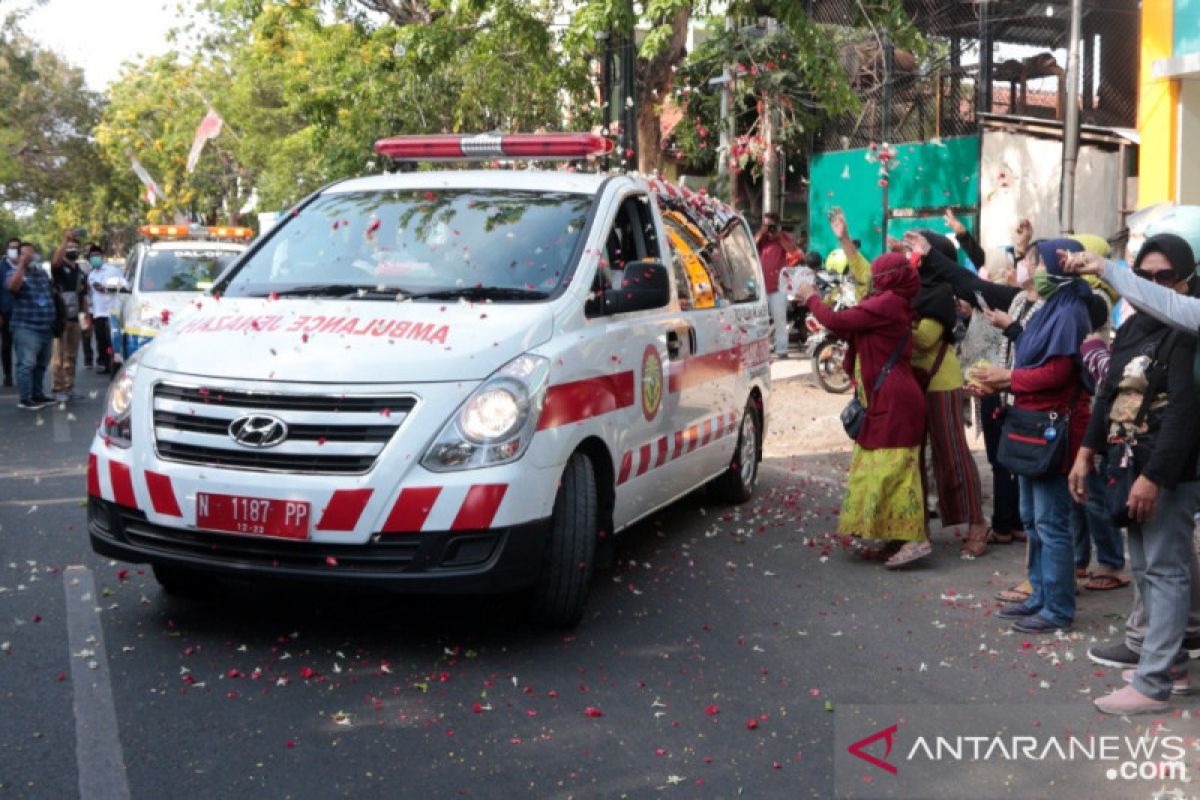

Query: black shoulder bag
997;383;1082;479
841;332;910;441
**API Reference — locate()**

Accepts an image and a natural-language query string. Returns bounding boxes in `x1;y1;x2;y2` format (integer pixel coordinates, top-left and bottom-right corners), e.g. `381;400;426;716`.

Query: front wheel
708;400;760;504
812;339;852;394
528;453;598;628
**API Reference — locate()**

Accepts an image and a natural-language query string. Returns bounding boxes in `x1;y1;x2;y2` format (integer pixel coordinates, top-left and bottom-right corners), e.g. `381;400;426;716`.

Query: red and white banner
127;150;163;205
185;108;224;173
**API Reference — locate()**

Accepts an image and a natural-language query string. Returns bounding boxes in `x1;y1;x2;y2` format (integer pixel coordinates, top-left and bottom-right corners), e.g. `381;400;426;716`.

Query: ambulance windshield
218;189;593;300
140;249;239;292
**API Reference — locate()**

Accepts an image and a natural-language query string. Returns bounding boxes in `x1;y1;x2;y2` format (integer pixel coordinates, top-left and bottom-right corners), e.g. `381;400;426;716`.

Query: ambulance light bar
138;225;254;240
374;133;613;162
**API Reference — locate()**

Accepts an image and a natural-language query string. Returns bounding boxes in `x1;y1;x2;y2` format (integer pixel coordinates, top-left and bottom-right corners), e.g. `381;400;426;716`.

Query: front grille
152;382;416;475
116;508;421;572
154;384;409;414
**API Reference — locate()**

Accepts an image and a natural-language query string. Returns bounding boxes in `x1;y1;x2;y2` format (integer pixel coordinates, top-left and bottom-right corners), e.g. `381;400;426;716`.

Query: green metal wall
807;135;981;264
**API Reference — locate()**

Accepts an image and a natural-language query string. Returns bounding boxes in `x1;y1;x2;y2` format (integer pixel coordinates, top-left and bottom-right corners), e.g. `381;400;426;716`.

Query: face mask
1015;262;1031;286
1031;271;1063;298
6;248;16;261
65;249;79;261
89;255;102;268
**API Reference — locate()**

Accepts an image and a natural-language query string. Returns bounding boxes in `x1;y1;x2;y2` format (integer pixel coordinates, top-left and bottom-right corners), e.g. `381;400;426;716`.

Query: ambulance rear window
218;189;593;300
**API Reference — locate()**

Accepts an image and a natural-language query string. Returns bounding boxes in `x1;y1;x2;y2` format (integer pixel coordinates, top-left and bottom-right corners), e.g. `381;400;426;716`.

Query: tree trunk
635;7;691;175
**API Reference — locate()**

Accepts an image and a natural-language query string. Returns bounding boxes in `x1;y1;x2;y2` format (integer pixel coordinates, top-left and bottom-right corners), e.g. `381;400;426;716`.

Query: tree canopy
2;0;919;247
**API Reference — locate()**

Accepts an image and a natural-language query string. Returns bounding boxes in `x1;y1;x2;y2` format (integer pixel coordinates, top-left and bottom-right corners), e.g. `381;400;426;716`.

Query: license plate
196;493;311;540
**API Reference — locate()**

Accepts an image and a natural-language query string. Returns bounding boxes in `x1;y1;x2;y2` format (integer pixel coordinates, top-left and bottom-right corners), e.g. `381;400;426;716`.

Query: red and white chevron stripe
616;409;740;486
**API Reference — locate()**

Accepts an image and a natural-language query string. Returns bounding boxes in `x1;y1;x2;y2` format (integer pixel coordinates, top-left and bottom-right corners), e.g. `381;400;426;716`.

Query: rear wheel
152;564;208;597
812;340;852;394
708;400;760;504
528;453;598;628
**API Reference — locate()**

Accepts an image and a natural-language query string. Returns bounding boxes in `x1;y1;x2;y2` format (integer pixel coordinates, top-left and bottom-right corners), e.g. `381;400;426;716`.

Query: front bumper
88;497;549;594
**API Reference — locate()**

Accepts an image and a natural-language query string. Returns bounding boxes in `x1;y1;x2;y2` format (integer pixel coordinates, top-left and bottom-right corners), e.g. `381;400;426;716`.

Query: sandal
1084;573;1131;591
996;580;1032;603
1075;567;1090;579
987;528;1013;545
961;526;988;558
885;540;932;569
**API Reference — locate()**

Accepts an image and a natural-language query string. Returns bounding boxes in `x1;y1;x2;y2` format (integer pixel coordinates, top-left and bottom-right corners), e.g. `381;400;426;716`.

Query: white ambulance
110;224;253;363
86;133;771;626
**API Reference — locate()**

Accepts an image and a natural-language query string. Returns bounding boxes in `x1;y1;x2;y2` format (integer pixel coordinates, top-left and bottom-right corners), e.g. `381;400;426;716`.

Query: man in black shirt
49;231;87;401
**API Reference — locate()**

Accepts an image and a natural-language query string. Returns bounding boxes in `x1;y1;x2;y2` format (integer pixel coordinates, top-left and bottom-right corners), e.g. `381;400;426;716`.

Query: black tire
152;563;208;597
812;340;852;394
708;400;760;504
528;453;598;628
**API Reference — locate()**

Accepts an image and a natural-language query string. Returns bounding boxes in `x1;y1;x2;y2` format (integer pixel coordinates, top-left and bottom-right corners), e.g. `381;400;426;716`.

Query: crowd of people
768;206;1200;716
0;230;123;409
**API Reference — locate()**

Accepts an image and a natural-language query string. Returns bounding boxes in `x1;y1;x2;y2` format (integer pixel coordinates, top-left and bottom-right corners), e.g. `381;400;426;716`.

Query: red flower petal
584;706;604;718
705;704;719;715
745;719;759;730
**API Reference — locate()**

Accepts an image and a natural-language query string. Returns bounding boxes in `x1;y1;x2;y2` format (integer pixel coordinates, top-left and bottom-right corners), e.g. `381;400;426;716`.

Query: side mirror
603;260;670;314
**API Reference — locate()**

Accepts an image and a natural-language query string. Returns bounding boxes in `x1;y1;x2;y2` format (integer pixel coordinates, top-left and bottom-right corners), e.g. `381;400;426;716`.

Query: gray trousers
1123;483;1200;700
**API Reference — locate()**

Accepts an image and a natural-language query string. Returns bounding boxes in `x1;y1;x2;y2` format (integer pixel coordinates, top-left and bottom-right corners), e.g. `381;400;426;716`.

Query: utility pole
978;0;992;115
1059;0;1082;234
761;17;781;216
717;17;733;187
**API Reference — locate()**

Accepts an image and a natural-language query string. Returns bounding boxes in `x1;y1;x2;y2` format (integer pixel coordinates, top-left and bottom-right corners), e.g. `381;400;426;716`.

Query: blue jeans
1018;474;1076;627
1072;469;1125;571
12;325;52;402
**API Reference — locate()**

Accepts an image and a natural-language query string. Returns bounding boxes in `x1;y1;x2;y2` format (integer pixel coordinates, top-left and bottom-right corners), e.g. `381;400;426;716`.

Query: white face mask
5;248;16;261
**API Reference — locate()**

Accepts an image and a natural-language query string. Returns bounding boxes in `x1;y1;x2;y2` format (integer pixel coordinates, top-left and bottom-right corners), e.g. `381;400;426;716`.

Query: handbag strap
929;340;950;379
867;331;911;402
1131;332;1181;427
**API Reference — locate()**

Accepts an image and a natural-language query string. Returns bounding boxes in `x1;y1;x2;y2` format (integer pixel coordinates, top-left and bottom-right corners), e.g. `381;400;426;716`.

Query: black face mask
65;250;79;262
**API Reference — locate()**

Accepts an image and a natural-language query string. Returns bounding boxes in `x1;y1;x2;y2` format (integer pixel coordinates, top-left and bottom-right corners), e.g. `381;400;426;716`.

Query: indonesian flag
128;150;163;205
186;108;224;173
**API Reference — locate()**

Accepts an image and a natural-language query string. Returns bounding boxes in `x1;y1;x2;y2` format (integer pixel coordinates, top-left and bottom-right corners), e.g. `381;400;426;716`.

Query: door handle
667;325;695;361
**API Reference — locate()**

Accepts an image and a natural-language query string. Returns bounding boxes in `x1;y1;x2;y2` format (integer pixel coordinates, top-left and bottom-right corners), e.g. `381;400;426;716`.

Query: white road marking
63;566;131;800
0;496;85;508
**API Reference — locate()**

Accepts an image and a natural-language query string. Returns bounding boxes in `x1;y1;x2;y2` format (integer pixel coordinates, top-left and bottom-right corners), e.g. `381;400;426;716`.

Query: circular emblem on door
228;414;289;448
641;344;664;422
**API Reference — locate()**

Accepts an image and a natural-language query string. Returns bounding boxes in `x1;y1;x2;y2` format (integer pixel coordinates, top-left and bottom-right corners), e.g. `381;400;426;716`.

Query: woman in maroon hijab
799;252;930;567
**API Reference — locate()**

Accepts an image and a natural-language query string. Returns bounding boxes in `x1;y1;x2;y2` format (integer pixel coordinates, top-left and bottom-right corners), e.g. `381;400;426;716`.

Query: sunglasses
1134;268;1180;286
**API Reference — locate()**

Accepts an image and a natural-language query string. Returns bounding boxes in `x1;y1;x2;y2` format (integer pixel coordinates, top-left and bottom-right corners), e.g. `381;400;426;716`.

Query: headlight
101;362;138;447
460;382;523;442
421;355;549;472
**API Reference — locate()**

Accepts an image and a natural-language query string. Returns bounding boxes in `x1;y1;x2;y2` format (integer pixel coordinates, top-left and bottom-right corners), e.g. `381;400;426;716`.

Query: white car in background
110;225;252;362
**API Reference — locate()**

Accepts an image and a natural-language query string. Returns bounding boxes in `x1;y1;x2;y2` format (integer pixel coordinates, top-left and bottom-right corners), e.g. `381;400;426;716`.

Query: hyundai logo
228;414;289;448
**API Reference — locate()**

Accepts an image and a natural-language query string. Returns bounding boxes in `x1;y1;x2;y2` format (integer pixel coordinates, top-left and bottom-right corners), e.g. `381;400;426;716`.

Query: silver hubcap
739;412;757;486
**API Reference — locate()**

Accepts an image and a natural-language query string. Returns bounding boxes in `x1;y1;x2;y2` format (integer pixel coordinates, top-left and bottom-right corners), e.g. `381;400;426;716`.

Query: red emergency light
374;133;614;162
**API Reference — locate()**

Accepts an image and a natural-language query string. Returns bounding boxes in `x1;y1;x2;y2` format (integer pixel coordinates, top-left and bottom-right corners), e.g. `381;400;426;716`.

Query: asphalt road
0;366;1195;800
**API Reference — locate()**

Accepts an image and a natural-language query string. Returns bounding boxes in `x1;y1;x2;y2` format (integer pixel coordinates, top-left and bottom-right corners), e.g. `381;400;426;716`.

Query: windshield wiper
400;286;550;301
247;284;374;298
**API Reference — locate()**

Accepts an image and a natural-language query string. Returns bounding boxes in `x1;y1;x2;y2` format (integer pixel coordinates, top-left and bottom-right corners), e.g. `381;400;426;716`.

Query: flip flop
1075;567;1090;579
885;540;932;569
1084;573;1131;591
996;580;1032;602
987;529;1013;544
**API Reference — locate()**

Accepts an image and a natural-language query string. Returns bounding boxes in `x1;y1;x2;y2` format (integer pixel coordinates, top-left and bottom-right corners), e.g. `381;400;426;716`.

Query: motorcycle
805;272;855;394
